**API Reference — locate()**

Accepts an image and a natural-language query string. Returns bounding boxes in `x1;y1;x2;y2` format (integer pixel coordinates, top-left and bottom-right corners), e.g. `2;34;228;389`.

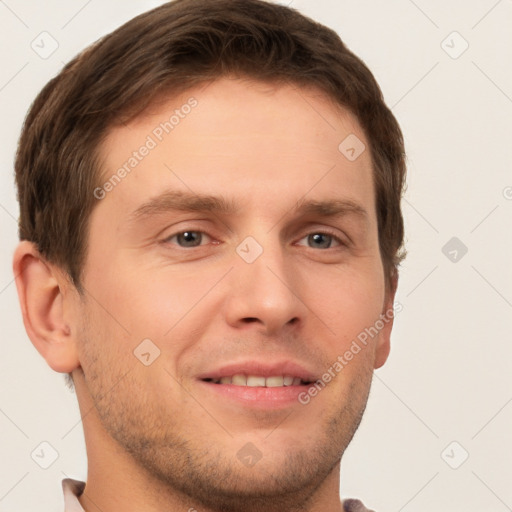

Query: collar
62;478;85;512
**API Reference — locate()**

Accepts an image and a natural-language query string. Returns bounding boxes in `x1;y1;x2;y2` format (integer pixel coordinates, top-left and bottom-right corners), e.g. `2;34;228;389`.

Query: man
12;0;406;510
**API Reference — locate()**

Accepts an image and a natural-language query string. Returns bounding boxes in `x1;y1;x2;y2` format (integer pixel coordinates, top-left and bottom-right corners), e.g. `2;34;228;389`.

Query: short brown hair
15;0;406;292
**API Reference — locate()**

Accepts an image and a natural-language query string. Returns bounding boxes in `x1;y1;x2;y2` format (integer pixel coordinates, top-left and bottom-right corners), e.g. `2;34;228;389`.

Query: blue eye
297;232;342;249
163;230;344;250
166;230;211;248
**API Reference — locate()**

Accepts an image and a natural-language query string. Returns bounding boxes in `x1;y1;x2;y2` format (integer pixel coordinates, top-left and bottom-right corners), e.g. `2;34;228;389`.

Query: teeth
209;374;307;387
247;376;266;387
266;376;284;387
231;374;247;386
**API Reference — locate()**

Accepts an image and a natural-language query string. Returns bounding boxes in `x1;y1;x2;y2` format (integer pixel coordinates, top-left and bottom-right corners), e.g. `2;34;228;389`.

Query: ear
12;241;80;373
374;269;399;369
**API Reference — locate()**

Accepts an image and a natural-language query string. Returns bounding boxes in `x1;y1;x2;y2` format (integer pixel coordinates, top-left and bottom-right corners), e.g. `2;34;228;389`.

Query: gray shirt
62;478;374;511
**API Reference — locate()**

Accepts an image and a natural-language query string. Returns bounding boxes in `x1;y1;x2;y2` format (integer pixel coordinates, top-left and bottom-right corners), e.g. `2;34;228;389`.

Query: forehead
95;77;375;222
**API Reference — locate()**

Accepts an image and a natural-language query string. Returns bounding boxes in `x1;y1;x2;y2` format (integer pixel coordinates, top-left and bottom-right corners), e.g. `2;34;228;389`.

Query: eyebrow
127;190;368;224
128;190;240;221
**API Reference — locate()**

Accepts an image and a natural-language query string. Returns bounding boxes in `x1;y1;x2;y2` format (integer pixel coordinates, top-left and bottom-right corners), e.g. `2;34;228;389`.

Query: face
73;77;395;509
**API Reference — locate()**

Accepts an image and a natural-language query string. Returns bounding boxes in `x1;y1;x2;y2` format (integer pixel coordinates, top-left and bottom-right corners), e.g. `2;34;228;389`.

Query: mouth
202;375;314;387
197;361;318;409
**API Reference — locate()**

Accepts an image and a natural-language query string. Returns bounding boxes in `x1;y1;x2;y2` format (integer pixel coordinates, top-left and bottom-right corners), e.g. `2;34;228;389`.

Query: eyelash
162;228;347;250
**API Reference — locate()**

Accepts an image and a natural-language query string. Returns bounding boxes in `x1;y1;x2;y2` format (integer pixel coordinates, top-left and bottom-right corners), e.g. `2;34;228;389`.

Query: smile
202;375;313;387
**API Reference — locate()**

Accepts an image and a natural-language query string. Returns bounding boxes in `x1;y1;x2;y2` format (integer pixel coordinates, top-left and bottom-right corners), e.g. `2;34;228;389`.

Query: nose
222;240;305;336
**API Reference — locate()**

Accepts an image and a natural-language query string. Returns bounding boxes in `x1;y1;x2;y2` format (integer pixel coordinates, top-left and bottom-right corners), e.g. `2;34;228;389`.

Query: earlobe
374;269;399;369
374;335;391;369
12;241;80;373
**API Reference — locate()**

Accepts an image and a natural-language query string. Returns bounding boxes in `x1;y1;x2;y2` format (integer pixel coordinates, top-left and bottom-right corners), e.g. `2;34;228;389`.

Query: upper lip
196;360;318;383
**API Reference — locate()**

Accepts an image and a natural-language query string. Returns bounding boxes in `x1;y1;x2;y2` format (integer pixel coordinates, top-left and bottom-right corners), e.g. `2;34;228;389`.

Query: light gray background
1;1;511;511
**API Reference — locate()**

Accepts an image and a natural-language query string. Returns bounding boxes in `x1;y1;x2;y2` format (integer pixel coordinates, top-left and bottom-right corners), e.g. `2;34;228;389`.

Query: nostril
242;317;259;323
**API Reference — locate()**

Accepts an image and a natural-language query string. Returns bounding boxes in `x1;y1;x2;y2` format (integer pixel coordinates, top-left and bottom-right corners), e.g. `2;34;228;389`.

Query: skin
13;77;397;512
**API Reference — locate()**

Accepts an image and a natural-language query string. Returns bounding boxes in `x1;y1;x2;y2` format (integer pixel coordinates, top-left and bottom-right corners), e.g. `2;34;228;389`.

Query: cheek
305;264;385;343
75;305;131;404
83;256;192;340
119;268;223;338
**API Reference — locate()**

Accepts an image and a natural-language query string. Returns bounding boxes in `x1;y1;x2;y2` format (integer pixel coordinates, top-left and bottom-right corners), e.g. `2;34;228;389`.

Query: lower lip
198;380;309;409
